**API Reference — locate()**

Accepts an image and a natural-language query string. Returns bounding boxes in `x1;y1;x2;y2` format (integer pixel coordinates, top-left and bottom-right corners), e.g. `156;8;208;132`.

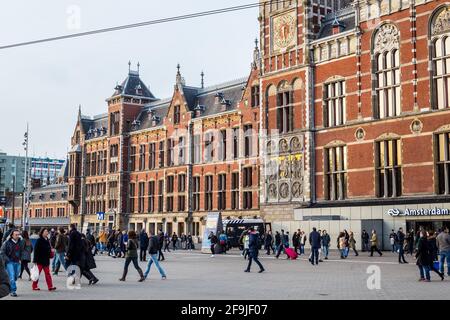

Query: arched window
431;6;450;110
276;81;294;134
372;24;401;119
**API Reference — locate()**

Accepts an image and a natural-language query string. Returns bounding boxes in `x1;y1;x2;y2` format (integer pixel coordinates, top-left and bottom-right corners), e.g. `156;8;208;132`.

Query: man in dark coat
139;230;149;262
361;229;369;252
309;227;321;265
66;224;83;268
80;234;99;285
397;227;408;264
157;231;165;261
416;231;432;281
244;227;265;273
0;255;10;298
264;231;274;255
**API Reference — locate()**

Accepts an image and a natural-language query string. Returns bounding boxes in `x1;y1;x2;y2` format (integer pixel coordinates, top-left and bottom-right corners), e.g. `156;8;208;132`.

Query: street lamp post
22;124;31;232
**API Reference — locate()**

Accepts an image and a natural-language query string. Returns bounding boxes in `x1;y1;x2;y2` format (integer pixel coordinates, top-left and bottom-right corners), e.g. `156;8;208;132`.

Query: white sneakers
211;254;215;257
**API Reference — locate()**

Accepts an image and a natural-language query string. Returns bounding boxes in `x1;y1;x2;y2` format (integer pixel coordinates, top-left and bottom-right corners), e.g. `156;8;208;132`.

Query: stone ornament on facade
355;127;366;141
374;23;400;53
279;182;289;199
272;10;297;53
268;183;277;199
291;181;303;198
410;119;423;134
432;6;450;36
279;139;289;153
290;136;303;152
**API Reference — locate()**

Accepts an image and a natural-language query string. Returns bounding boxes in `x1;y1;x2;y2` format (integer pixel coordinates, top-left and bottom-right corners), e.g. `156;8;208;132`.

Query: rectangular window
167;139;174;167
166;196;174;212
375;140;402;198
231;172;239;210
243;191;252;210
130;146;136;171
139;145;146;171
178;195;185;212
91;152;97;176
244;125;253;157
435;132;450;194
110;111;120;135
205;132;214;162
193;135;201;164
375;50;401;118
167;176;174;193
219;130;227;161
159;141;165;168
85;154;91;176
158;180;164;212
138;182;145;213
324;146;347;201
129;183;136;213
193;176;200;211
205;175;213;211
251;85;260;107
232;128;239;159
178;174;186;192
148;143;156;169
218;173;226;210
243;167;253;188
324;80;346;127
277;90;293;133
174;105;181;124
178;137;185;165
148;181;155;213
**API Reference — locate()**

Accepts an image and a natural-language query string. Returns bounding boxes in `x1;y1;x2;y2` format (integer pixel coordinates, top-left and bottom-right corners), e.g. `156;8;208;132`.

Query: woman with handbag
32;228;56;291
119;230;145;282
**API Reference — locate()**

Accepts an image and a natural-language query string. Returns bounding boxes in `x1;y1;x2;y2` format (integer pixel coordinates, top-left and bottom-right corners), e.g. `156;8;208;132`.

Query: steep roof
318;6;356;39
111;70;156;99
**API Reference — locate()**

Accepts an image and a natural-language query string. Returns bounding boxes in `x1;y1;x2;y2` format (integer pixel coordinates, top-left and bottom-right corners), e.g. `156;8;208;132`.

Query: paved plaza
4;249;450;300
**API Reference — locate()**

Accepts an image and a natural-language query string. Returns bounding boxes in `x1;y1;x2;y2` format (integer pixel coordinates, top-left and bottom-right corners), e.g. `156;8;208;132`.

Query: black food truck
222;219;272;249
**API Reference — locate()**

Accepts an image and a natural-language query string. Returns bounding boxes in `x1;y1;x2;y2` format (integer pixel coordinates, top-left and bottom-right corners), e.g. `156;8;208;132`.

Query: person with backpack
143;230;167;280
219;232;227;254
119;230;144;282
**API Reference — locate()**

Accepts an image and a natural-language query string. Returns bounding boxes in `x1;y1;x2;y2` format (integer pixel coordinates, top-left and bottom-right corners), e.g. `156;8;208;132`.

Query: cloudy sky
0;0;259;159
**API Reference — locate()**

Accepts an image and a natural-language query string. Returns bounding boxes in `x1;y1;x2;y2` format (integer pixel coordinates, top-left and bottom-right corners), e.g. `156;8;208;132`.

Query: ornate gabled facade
68;51;261;235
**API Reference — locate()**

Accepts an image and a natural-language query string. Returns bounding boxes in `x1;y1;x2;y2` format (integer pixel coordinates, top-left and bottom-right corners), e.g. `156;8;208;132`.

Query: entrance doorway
178;222;185;235
406;220;450;232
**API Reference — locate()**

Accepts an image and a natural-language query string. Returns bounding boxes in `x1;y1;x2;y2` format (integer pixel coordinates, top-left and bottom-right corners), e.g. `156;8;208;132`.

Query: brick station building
68;52;262;236
67;0;450;248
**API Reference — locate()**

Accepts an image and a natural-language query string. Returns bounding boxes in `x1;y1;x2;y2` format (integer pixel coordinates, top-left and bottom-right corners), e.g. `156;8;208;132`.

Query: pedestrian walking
321;230;330;260
244;227;265;273
219;232;228;254
107;230;116;257
139;230;149;262
180;233;187;250
369;230;383;257
172;232;178;251
98;229;108;254
187;233;194;251
53;228;68;275
309;227;321;265
361;229;369;252
119;230;145;282
0;229;23;297
300;231;307;255
0;255;10;298
397;227;408;264
427;231;444;280
292;231;300;255
32;228;56;291
407;229;415;256
66;224;84;270
163;233;171;252
338;232;346;259
275;230;286;259
243;231;250;259
416;230;431;282
143;230;167;280
389;229;397;253
80;234;99;285
437;226;450;277
208;231;218;257
264;230;274;255
19;230;33;280
158;231;165;261
349;231;359;256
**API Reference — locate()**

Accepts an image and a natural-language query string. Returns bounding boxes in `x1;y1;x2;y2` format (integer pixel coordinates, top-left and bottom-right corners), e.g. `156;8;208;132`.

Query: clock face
273;12;296;52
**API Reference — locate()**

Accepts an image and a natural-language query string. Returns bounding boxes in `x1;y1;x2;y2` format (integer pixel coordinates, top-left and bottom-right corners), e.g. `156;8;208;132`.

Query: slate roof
28;184;68;204
111;70;156;99
318;5;356;39
81;114;108;140
130;77;247;131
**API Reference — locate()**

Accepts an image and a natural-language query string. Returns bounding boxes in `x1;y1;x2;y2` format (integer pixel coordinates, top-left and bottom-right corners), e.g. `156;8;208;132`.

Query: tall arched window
431;6;450;110
372;24;401;119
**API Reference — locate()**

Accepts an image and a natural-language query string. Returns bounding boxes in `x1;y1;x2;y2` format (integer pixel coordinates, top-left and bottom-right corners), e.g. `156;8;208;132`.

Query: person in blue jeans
143;231;167;280
309;227;321;265
0;229;23;297
437;227;450;276
416;231;431;282
321;230;330;259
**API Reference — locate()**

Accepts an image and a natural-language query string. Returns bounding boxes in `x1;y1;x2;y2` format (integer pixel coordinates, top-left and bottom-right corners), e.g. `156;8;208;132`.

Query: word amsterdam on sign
387;207;450;217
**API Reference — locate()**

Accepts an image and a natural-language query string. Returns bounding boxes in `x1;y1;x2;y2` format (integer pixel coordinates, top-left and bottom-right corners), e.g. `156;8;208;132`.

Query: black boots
119;269;127;281
138;269;145;282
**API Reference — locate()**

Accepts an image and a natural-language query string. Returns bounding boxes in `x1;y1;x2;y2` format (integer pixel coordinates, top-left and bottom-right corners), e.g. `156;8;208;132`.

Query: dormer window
194;104;205;117
135;84;143;95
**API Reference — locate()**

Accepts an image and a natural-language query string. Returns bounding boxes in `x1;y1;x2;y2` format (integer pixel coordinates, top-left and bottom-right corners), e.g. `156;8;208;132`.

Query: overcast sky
0;0;258;159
